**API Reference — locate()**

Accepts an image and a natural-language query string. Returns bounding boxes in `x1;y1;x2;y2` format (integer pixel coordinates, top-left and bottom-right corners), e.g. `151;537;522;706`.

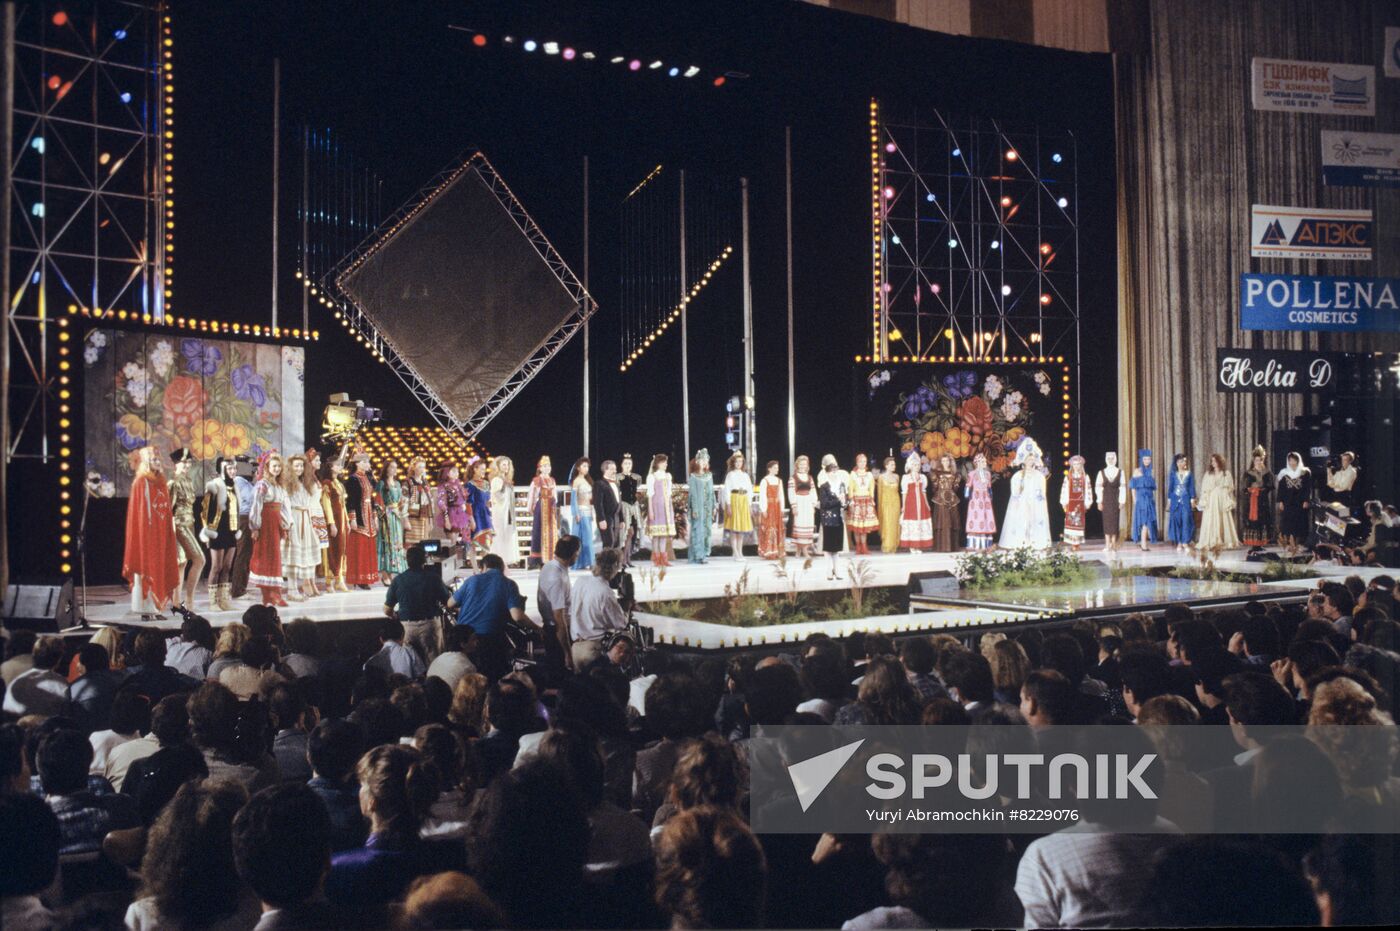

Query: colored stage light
472;34;487;47
544;41;559;55
887;328;903;340
582;51;596;59
629;59;641;70
930;283;941;294
1040;294;1052;305
884;142;896;153
951;147;961;157
120;91;132;103
53;11;69;26
882;186;894;199
668;66;678;76
925;192;935;202
31;203;44;217
1001;285;1012;296
890;234;900;245
944;328;955;338
99;152;111;165
947;238;957;248
713;75;725;86
1040;243;1052;254
563;47;577;60
503;36;514;44
1057;197;1069;208
684;65;700;77
1051;153;1063;163
114;28;127;40
1000;195;1011;207
30;137;43;153
47;75;62;90
523;39;537;51
990;240;1000;250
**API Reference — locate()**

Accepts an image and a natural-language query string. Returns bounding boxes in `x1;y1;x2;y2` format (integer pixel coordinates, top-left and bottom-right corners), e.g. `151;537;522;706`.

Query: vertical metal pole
785;127;796;468
679;169;690;458
1;1;15;592
270;58;279;329
301;124;308;333
741;177;755;469
582;155;590;456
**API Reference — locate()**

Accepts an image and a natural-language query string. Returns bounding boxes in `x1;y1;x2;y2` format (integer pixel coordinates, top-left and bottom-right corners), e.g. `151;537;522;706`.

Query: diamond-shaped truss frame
7;0;165;462
872;102;1079;372
330;151;595;444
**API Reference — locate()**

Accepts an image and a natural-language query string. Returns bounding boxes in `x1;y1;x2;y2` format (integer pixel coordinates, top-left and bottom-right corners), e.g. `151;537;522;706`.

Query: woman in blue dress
569;457;596;571
687;449;716;564
464;459;494;558
1166;453;1197;552
1129;449;1159;551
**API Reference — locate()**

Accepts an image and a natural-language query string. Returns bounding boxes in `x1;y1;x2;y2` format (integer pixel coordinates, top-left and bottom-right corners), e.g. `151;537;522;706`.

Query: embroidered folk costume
722;452;755;559
282;455;323;593
876;459;902;553
403;460;436;548
249;453;292;606
123;446;180;615
1240;446;1275;546
788;456;818;554
528;457;559;568
376;467;408;577
343;455;381;587
319;454;350;592
846;456;879;555
1059;456;1094;549
436;466;473;543
465;460;495;548
1196;455;1241;550
757;464;787;560
899;453;933;551
963;454;996;550
1276;452;1314;545
1000;438;1051;550
646;455;676;566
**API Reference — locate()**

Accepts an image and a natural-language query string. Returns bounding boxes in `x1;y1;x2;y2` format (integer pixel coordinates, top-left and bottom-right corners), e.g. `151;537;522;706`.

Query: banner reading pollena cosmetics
1240;274;1400;332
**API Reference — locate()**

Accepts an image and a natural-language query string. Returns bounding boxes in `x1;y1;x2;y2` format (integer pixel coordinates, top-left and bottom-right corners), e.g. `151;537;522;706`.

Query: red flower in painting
958;396;994;437
162;375;206;433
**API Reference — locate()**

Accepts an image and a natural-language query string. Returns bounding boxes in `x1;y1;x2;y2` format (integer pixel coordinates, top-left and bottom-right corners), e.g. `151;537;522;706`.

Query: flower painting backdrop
83;328;306;496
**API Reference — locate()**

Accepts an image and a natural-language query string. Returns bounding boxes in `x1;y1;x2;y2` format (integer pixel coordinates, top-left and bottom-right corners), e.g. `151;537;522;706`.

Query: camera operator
383;544;451;668
568;547;631;671
446;553;532;682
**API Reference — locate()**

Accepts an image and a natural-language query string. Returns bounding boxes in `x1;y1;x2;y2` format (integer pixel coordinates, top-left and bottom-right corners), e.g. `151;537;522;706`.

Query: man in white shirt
536;535;580;673
426;626;478;691
567;548;629;670
363;618;426;679
2;635;68;718
88;691;148;775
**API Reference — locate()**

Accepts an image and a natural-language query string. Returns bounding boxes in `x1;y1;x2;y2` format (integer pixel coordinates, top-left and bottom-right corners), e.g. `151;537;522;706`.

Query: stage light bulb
1000;196;1011;207
712;75;725;86
582;51;596;59
884;142;896;153
649;60;662;69
947;238;957;248
1057;197;1069;208
1052;152;1063;163
1040;294;1052;305
1005;149;1018;161
882;186;894;199
120;91;132;103
610;56;624;64
890;234;900;245
1001;285;1012;296
684;65;699;77
544;42;559;55
629;59;641;71
1040;243;1051;254
888;328;902;341
990;240;1000;249
523;39;537;51
925;192;935;202
951;148;961;158
472;33;487;47
668;66;678;76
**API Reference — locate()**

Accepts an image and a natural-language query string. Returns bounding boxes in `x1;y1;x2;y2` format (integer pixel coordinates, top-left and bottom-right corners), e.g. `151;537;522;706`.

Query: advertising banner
1214;348;1342;392
1250;57;1375;115
1250;204;1371;260
1323;130;1400;188
1240;274;1400;332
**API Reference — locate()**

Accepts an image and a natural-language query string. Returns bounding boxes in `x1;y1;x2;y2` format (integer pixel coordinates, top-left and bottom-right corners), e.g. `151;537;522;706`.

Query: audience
306;717;369;852
36;727;139;855
3;635;69;718
655;806;767;930
231;783;338;930
188;682;280;792
0;794;61;929
121;691;208;824
165;613;216;679
86;688;148;777
1;629;39;684
121;630;198;705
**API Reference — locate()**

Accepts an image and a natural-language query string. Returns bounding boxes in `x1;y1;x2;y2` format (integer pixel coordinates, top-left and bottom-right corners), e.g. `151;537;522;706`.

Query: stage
74;543;1378;653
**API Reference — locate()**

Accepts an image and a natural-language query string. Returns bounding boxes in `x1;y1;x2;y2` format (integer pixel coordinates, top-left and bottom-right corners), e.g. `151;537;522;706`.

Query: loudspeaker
3;581;77;633
907;570;958;597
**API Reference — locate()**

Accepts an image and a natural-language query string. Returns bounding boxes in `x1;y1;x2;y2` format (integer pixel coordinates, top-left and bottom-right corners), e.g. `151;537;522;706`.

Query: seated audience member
2;634;68;717
515;674;636;808
88;689;149;776
232;784;339;931
899;637;948;705
206;623;252;681
413;724;475;841
1230;613;1281;666
120;630;198;705
475;677;545;785
188;681;280;791
1304;834;1400;927
1014;726;1179;929
398;872;506;931
1117;648;1174;719
326;745;462;913
1;629;38;684
447;553;530;682
1307;677;1400;822
0;794;61;930
121;691;208;824
104;694;183;792
446;672;488;739
1093;633;1124;691
1271;638;1340;706
306;718;368;852
921;696;971;727
717;656;755;739
1138;838;1318;927
1019;668;1076;729
67;642;124;732
654;806;768;930
988;638;1031;706
281;618;323;680
796;646;849;722
536;725;651;880
1040;633;1109;719
845;833;1012;930
1135;694;1212;833
269;683;315;784
425;625;477;692
1250;735;1344;840
384;544;451;667
1205;671;1298;831
36;728;139;855
469;761;591;929
125;779;261;930
653;732;747;834
939;649;995;711
363;618;426;680
742;660;805;735
219;636;287;700
634;671;713;820
834;656;924;725
165;614;215;679
568;547;630;669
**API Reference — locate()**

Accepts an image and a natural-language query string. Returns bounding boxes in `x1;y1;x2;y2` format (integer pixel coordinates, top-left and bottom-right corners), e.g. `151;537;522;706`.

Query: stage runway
74;543;1379;650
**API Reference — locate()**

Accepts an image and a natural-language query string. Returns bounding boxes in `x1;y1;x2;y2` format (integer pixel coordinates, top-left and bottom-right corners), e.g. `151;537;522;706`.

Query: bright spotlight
684;65;700;78
1057;197;1069;208
523;39;537;51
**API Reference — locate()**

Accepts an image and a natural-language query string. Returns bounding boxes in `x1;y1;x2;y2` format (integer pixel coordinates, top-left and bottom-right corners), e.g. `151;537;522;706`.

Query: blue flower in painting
903;385;936;419
232;364;267;408
181;339;222;376
942;370;976;399
115;421;147;451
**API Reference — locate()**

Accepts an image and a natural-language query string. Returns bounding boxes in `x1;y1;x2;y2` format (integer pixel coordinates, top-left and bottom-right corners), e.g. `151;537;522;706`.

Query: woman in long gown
304;449;329;594
376;460;407;582
1129;449;1159;551
249;453;291;606
1276;452;1314;548
846;454;879;555
757;461;786;560
489;456;520;566
318;453;349;592
1239;446;1274;546
787;455;817;558
571;457;596;570
528;457;558;569
963;453;996;549
1196;453;1240;550
646;454;675;566
899;453;933;552
816;455;847;579
876;456;902;553
403;458;436;549
1166;454;1197;552
999;438;1051;549
722;452;754;560
124;445;180;617
436;464;473;566
930;454;961;553
282;454;322;600
687;451;716;564
1095;452;1125;553
1059;455;1093;550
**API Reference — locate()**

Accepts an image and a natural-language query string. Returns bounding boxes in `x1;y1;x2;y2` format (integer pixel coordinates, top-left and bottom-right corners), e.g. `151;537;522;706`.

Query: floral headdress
1011;436;1042;467
254;450;281;483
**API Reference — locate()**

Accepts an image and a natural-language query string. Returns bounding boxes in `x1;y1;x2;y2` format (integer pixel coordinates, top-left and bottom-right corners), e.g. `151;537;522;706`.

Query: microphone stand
62;481;98;633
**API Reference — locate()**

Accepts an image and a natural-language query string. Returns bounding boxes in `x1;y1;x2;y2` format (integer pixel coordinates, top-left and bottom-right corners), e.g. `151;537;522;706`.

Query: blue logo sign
1240;274;1400;332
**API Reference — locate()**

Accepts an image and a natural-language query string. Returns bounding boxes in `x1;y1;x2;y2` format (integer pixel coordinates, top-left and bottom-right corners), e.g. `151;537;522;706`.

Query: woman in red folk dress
248;452;292;607
343;450;382;589
123;445;181;618
757;460;787;560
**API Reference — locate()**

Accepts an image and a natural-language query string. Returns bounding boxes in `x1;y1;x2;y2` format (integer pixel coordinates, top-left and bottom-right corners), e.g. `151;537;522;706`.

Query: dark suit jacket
594;479;621;530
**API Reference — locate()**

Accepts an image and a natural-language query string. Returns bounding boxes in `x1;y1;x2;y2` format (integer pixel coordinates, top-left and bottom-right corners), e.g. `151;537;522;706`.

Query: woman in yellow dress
1196;453;1241;550
876;455;902;553
722;451;754;560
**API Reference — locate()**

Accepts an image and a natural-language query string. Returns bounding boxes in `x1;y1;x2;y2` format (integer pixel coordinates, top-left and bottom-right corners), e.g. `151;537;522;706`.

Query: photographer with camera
446;553;532;682
567;547;632;671
383;544;451;667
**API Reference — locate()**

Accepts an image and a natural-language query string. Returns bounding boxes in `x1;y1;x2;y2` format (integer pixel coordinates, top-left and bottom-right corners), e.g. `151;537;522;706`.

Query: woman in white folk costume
1196;453;1241;550
302;448;329;594
281;454;322;601
787;455;818;558
1000;437;1052;549
899;452;933;552
1094;451;1126;553
722;451;754;561
1059;455;1094;550
489;456;520;566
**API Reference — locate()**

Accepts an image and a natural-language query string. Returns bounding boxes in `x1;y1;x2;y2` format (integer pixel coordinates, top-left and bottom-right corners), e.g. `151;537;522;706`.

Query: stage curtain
1114;0;1399;478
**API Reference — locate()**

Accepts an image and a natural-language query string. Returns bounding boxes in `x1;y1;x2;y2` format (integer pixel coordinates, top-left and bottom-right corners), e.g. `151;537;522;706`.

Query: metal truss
874;104;1080;370
330;151;594;442
7;0;164;462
